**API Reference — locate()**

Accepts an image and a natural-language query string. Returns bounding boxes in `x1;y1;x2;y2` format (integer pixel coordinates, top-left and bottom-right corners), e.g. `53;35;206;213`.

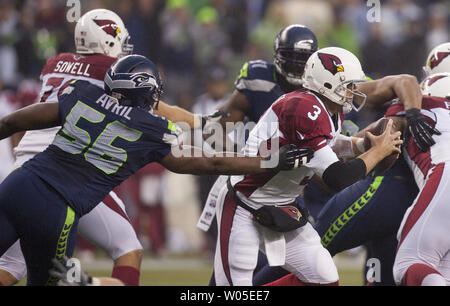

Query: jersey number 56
54;101;142;174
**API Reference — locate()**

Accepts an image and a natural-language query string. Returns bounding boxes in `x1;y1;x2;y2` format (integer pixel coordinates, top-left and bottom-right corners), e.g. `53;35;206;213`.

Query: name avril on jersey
54;61;91;76
96;94;132;120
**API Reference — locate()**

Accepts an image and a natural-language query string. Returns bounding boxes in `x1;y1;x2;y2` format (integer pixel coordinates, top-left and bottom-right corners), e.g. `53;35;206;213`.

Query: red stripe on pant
219;192;238;286
102;193;131;223
398;163;444;247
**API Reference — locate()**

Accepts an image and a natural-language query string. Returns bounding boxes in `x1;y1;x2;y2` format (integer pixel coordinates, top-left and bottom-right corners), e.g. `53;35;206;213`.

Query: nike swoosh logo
296;130;305;140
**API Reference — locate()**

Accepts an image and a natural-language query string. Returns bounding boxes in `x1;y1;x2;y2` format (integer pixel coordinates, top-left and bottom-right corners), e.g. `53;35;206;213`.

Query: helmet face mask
273;24;318;86
120;35;134;57
334;80;367;113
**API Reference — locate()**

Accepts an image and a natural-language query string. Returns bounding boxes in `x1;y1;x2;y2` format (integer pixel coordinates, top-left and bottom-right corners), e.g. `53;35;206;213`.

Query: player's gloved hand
273;144;314;171
49;256;93;286
405;108;441;152
202;110;229;131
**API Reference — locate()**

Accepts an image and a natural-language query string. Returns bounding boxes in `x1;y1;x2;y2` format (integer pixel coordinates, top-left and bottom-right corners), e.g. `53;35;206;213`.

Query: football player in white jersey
0;8;220;286
212;47;414;286
384;73;450;285
388;44;450;286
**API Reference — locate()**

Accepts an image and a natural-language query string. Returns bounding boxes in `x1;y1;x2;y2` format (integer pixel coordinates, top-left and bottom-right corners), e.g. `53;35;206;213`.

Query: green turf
84;267;364;286
16;267;363;286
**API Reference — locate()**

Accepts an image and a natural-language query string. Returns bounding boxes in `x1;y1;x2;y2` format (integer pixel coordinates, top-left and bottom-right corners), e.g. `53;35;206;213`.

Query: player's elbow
396;74;418;87
0;116;19;139
322;159;367;192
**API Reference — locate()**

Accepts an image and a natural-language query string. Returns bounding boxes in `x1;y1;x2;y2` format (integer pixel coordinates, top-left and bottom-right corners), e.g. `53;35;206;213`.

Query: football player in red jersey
0;8;220;286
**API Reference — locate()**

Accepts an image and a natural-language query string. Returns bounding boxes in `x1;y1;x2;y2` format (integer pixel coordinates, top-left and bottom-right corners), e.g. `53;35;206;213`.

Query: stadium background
0;0;448;285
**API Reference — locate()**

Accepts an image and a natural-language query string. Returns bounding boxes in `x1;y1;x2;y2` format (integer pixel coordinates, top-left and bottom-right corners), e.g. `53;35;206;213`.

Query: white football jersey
385;95;450;189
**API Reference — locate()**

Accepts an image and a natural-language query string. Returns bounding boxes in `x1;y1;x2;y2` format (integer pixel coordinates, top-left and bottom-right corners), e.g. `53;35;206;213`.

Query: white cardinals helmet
420;72;450;99
302;47;367;114
423;42;450;76
74;9;133;58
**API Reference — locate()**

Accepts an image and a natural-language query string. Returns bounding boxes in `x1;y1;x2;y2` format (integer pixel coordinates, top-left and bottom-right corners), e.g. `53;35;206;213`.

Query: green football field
16;252;366;286
84;267;364;286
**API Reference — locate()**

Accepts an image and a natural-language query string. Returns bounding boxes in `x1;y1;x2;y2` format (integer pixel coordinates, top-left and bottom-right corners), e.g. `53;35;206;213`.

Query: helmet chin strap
342;103;352;114
275;62;304;86
285;75;304;86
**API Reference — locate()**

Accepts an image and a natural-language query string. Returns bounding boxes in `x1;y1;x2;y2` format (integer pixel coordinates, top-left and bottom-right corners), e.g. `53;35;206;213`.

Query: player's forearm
360;75;422;109
154;101;197;128
204;155;266;175
0;103;60;140
390;75;422;110
357;146;390;175
178;153;265;175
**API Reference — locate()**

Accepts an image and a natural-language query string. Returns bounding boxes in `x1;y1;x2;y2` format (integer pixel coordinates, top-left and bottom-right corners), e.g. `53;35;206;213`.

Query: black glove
202;110;229;130
48;256;93;286
405;108;441;152
274;144;314;171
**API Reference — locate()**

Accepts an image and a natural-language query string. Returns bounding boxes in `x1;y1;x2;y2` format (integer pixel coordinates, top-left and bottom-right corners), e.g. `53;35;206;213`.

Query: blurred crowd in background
0;0;449;259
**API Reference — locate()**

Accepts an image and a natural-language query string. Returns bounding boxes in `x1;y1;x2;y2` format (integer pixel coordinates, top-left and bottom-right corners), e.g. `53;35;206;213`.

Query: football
363;118;400;174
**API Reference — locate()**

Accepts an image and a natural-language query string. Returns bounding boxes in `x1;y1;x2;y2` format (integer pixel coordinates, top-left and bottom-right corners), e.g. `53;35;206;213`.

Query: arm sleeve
322;158;367;192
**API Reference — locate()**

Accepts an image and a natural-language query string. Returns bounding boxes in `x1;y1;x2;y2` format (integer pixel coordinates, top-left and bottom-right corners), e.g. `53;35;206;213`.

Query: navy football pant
0;167;79;286
253;162;418;286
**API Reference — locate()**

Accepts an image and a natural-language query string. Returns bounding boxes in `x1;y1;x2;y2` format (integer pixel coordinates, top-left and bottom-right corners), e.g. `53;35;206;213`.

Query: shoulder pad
235;60;276;92
274;91;334;144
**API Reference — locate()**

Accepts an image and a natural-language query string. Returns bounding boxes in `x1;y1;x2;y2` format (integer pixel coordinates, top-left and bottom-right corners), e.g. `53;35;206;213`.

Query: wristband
355;137;366;153
193;114;203;129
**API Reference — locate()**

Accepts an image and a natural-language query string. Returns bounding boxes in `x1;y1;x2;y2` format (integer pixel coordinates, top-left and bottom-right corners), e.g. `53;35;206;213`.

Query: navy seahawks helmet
274;24;318;86
104;55;163;111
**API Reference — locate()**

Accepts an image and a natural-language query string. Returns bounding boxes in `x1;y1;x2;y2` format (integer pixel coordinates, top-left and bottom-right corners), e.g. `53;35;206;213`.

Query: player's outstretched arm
358;75;441;151
0;102;60;140
154;101;198;128
159;144;313;176
155;101;230;130
216;90;249;126
357;74;422;109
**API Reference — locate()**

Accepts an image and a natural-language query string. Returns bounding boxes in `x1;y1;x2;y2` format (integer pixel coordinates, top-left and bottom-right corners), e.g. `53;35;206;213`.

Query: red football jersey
38;52;117;103
231;90;343;205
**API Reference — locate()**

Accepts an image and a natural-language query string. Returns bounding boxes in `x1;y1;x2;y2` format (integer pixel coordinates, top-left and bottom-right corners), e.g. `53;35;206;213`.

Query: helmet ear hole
324;82;332;89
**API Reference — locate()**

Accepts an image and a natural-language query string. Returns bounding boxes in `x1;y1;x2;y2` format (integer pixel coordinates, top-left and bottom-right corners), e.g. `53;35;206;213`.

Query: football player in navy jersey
218;24;317;128
0;55;308;285
0;8;232;287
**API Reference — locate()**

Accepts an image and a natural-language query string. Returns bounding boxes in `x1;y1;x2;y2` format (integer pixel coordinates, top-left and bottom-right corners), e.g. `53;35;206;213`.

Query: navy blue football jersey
22;80;178;216
234;60;285;122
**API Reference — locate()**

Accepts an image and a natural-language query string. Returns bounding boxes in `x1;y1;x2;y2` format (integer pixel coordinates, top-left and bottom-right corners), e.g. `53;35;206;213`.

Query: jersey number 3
55;101;142;174
308;105;322;121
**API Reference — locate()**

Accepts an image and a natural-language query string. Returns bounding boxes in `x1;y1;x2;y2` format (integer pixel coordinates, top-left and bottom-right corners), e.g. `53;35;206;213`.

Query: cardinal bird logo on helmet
94;19;121;38
427;74;447;86
318;52;344;75
429;52;450;69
